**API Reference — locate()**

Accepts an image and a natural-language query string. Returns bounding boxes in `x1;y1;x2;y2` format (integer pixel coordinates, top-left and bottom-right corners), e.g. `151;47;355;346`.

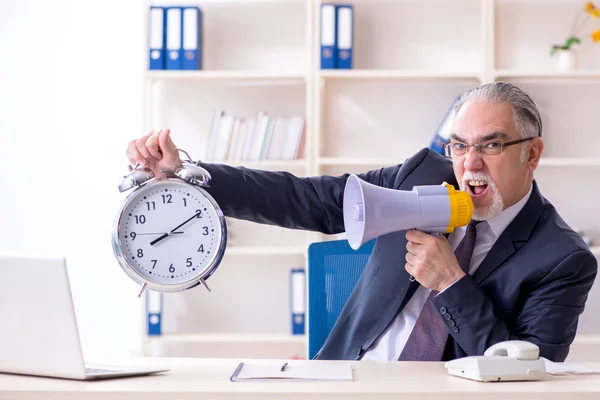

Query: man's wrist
438;271;466;293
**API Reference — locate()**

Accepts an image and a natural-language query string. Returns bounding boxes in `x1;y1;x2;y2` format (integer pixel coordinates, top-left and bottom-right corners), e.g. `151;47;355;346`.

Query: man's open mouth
467;180;489;196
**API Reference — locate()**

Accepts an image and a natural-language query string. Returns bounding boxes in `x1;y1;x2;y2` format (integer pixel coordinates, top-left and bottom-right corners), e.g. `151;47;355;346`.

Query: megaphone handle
407;232;444;282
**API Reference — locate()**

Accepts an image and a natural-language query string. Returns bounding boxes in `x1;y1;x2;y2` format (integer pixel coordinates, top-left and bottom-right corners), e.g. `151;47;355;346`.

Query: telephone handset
444;340;546;382
484;340;540;360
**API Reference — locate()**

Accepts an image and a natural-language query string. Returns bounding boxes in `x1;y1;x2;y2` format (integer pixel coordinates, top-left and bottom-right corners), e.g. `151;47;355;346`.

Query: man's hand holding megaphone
342;174;474;292
404;230;466;292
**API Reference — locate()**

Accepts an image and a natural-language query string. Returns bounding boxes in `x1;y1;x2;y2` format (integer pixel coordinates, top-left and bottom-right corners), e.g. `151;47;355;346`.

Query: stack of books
205;110;306;162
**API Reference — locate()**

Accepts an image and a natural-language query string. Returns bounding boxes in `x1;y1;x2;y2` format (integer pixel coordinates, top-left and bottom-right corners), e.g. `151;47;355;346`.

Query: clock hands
150;211;201;246
136;232;184;236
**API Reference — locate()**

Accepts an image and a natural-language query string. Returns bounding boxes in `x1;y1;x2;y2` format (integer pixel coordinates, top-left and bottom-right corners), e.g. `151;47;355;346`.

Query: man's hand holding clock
126;129;182;179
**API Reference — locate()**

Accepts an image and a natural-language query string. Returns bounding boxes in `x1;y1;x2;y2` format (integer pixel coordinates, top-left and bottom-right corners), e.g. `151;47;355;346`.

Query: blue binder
320;3;337;69
336;4;353;69
182;6;203;70
146;290;163;336
165;7;183;70
430;96;461;155
290;268;306;335
148;6;166;70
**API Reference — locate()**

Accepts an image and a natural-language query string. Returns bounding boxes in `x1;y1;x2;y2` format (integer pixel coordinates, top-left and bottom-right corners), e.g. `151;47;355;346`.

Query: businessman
126;82;597;362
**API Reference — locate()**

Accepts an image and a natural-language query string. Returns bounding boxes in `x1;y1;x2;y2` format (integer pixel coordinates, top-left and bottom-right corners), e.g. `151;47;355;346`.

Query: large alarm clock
112;150;227;296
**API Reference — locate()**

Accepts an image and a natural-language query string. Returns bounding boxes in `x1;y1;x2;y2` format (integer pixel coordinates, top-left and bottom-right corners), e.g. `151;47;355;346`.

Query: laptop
0;252;169;380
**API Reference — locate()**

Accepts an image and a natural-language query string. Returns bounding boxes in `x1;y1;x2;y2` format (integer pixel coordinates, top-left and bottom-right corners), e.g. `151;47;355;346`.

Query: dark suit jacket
200;148;598;362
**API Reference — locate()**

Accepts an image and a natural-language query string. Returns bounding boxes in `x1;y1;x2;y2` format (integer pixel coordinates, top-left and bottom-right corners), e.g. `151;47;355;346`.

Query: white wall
0;0;146;358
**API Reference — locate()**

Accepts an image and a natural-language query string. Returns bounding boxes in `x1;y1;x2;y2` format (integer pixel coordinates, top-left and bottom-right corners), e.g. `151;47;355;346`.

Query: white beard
462;171;504;221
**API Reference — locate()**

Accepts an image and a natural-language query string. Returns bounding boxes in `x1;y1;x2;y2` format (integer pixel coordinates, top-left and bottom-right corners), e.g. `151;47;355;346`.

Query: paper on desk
230;361;353;382
542;357;600;375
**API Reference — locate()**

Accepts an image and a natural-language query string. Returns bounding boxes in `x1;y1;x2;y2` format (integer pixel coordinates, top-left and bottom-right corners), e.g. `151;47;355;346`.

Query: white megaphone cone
343;174;473;250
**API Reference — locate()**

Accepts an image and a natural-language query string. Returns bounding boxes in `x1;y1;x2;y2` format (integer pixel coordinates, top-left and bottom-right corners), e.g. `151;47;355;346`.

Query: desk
1;357;600;400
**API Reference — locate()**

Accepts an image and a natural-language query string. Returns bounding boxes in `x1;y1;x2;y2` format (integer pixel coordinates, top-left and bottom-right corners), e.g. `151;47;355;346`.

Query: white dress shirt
361;184;533;361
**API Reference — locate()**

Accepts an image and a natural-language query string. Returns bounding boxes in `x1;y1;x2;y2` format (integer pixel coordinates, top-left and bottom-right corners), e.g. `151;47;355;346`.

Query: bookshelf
141;0;600;362
146;71;307;81
494;70;600;80
319;70;481;80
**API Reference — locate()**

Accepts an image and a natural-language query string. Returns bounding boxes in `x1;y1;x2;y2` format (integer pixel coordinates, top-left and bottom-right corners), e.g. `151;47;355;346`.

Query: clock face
116;179;225;287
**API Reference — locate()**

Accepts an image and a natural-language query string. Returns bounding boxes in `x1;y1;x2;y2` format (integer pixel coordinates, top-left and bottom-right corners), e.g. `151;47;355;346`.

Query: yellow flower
592;29;600;42
586;2;599;17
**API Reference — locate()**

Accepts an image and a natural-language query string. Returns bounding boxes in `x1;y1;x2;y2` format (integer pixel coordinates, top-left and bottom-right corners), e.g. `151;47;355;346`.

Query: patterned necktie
398;221;480;361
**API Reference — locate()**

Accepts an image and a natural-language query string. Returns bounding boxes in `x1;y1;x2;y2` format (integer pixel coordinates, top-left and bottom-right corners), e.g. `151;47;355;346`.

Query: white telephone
444;340;546;382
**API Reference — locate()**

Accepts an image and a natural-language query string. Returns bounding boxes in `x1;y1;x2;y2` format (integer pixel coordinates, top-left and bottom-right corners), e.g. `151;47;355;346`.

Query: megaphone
343;174;474;250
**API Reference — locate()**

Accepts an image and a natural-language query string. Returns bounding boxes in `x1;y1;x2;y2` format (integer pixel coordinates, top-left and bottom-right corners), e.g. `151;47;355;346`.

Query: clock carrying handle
176;148;193;163
153;146;192;163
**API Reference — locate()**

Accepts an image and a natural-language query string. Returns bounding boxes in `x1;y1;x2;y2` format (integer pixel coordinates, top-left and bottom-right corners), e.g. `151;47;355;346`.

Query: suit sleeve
197;158;414;235
431;249;598;362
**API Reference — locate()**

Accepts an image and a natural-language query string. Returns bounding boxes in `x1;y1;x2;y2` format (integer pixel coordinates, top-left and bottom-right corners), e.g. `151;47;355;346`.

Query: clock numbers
119;182;223;286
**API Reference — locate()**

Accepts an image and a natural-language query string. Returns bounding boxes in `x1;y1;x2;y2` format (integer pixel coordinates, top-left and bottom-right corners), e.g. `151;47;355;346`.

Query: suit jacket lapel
473;180;545;284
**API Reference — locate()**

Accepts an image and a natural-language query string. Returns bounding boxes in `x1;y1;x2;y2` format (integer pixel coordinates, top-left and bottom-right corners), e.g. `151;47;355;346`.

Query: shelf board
205;159;307;170
320;70;480;81
319;157;600;168
226;246;307;257
318;157;404;167
225;238;599;259
573;333;600;344
146;333;305;344
538;158;600;167
494;69;600;81
145;70;306;83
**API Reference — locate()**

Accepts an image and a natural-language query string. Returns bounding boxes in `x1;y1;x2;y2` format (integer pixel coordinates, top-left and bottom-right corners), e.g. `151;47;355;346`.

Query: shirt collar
484;183;533;240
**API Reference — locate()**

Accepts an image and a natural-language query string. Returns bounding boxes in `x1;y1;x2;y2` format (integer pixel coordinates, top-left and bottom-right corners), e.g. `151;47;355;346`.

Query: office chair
306;238;375;359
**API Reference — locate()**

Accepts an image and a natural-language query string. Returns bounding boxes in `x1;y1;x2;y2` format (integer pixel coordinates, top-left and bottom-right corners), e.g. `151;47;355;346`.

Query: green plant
550;36;582;55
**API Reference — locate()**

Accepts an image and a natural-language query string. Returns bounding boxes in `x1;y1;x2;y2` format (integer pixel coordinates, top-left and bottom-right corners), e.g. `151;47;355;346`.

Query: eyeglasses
442;137;536;157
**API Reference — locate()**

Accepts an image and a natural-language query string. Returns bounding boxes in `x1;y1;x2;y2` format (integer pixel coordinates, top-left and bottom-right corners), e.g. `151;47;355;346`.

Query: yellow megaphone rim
442;182;474;233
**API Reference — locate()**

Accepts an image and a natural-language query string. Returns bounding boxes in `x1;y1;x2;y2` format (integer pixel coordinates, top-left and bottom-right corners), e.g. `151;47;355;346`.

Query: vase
554;49;577;71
